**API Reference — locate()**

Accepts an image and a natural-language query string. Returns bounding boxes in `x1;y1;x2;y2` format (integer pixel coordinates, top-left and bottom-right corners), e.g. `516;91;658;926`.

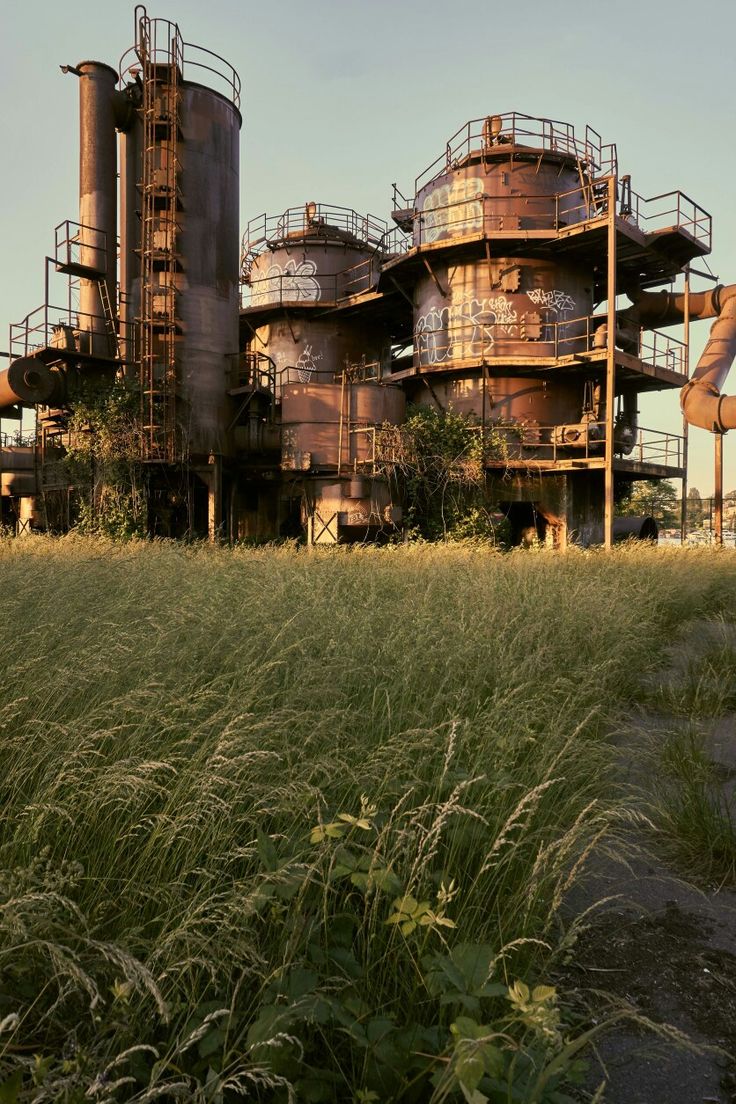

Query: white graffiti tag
415;295;519;365
526;288;576;340
251;259;321;306
296;343;323;383
421;177;484;244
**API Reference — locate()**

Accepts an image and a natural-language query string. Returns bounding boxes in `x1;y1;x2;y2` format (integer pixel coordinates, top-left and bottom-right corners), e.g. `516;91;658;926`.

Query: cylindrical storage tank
281;383;405;471
176;84;241;456
122;77;241;458
252;316;389;394
405;371;586;427
243;209;391;392
413;256;592;371
247;222;379;308
0;447;36;497
414;147;587;248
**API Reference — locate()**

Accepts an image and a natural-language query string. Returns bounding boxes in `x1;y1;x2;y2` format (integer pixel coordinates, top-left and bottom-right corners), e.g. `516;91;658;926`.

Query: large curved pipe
628;284;736;434
0;358;64;409
632;286;723;328
681;287;736;432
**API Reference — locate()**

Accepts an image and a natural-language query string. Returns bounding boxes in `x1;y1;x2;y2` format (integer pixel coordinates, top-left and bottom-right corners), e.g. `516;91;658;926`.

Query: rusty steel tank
243;204;391;390
241;204;406;536
119;10;241;459
401;113;614;438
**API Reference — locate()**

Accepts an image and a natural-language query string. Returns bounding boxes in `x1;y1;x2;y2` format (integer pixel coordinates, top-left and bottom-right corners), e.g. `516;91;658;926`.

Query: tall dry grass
1;538;734;1101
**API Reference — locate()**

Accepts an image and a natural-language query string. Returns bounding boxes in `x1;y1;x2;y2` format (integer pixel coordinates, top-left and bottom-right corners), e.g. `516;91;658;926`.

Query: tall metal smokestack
77;61;118;356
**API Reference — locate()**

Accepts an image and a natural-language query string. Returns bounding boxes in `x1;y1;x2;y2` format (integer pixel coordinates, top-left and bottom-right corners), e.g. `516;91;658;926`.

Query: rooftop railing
413;113;618;194
242;204;390;266
119;7;241;108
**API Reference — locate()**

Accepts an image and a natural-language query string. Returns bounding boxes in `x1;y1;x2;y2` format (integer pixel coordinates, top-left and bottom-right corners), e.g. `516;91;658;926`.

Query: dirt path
561;620;736;1103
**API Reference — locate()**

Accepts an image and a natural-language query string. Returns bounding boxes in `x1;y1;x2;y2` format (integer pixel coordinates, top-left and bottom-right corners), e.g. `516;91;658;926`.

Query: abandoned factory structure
2;8;732;546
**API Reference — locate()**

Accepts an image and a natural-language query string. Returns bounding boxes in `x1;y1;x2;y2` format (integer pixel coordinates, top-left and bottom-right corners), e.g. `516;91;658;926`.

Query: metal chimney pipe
77;61;118;356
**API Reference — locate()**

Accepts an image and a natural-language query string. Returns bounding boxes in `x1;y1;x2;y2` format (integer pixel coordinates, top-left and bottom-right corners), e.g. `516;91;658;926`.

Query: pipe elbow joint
681;379;732;434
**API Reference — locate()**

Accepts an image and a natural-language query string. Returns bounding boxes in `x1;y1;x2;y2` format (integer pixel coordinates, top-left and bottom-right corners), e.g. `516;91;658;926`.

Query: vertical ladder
97;279;121;360
137;13;184;462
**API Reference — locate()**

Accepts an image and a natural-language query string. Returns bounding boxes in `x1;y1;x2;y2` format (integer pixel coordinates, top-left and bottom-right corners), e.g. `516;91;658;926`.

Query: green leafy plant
376;406;518;541
63;381;147;539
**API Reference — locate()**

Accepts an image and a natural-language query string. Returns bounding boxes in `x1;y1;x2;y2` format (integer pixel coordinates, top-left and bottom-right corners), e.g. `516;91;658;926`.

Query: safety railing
243;204;389;261
476;422;683;468
234;351;276;394
627;426;683;469
341;227;410;297
241;217;408;304
9;304;130;360
0;431;36;448
412;310;687;373
413;113;618;193
407;179;710;251
54;220;109;275
412;183;605;245
334;360;383;383
242;269;340;309
637;327;687;374
626;190;711;249
119;7;241;108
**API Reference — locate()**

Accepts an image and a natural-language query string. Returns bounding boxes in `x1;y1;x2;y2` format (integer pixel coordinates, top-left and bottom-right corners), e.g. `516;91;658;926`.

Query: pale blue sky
2;0;735;493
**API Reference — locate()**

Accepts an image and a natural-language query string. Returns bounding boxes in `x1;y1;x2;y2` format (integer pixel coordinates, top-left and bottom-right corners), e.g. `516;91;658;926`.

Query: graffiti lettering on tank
421;177;484;243
526;289;576;341
415;295;519;365
251;259;321;306
296;343;323;383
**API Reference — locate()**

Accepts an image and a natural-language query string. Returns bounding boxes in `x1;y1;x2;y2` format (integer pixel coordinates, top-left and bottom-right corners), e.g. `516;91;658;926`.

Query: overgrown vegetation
377;407;517;542
1;540;735;1101
63;382;147;539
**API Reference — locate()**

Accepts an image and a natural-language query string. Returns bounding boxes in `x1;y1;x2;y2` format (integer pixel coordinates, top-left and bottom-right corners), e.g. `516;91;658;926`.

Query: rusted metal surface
4;47;724;546
281;382;405;471
77;62;119;357
0;358;63;408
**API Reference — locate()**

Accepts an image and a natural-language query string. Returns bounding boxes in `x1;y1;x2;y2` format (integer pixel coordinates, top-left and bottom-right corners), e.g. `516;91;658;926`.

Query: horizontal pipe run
0;358;63;409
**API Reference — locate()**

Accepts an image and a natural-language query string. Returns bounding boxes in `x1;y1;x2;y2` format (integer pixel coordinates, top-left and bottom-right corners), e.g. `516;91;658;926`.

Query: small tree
687;486;704;529
376;406;514;542
620;479;679;528
64;381;147;538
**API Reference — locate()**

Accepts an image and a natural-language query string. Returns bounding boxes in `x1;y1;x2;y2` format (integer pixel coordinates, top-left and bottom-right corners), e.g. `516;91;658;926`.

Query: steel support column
681;268;690;543
604;176;617;550
715;433;724;546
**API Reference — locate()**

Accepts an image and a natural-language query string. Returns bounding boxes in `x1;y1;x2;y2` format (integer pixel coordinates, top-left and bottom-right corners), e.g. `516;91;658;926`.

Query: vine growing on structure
63;381;147;539
375;406;519;542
